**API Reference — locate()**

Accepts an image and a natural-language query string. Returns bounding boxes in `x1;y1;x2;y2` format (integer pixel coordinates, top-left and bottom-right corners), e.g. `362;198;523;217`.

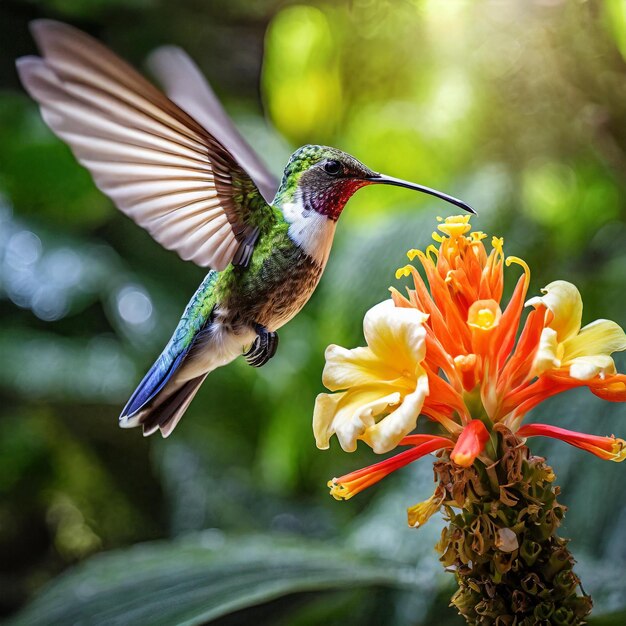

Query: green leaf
9;533;416;626
589;609;626;626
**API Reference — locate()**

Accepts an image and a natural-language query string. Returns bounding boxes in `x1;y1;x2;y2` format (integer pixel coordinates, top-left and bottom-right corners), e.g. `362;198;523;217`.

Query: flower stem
433;424;592;624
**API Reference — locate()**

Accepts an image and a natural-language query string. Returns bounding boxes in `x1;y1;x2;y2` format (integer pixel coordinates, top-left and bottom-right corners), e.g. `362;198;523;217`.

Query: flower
407;487;445;528
328;434;453;500
315;215;626;525
313;300;431;454
527;280;626;381
517;423;626;462
450;419;490;467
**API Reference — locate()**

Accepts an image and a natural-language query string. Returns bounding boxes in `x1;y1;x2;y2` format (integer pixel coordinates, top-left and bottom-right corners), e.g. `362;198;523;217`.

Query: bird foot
244;325;279;367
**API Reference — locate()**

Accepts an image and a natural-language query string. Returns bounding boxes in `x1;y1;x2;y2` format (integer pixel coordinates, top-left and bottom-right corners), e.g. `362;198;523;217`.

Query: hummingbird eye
323;160;342;176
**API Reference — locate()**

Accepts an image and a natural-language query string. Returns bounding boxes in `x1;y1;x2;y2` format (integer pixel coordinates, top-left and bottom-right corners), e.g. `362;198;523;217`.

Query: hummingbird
17;20;475;437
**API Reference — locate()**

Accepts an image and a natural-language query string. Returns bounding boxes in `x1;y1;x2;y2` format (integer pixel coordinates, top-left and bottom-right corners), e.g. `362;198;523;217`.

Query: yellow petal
569;355;616;381
313;386;402;453
563;319;626;360
407;490;443;528
335;390;403;453
526;280;582;343
531;327;561;376
361;367;429;454
313;392;346;450
363;300;428;374
322;345;387;392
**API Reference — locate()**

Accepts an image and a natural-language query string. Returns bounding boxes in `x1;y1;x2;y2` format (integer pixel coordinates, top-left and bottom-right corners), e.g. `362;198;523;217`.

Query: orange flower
450;420;490;467
517;423;626;462
316;216;626;523
328;435;453;500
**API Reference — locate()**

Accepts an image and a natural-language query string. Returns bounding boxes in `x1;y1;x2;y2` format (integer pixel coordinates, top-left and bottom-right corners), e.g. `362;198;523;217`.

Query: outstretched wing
147;45;279;204
16;20;274;271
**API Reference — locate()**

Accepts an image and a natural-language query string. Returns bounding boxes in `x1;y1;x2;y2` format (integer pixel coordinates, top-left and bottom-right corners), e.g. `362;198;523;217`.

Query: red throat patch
312;179;372;221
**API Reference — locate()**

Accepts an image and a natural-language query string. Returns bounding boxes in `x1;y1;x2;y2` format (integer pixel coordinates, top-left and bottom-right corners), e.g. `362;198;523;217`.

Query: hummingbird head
273;145;475;220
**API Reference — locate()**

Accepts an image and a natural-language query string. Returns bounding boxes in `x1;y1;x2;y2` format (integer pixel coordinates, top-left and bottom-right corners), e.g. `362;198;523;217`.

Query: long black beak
366;173;476;215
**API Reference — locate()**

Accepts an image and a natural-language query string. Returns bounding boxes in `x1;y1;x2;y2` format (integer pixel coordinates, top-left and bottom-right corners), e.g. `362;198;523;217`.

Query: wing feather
16;20;273;271
147;45;279;204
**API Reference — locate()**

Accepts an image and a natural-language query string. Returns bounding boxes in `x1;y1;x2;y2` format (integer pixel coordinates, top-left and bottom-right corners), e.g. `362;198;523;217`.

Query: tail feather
120;350;188;420
139;374;208;437
119;270;225;437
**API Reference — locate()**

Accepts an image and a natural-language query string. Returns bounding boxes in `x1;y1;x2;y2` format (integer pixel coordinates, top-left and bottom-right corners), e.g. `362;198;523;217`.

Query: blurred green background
1;0;626;624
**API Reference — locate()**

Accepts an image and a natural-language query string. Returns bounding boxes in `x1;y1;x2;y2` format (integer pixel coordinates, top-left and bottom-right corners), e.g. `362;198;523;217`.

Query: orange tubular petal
420;406;464;435
506;371;626;417
467;299;502;357
500;375;570;418
518;423;626;462
589;374;626;402
496;273;529;368
450;419;490;467
424;331;459;388
328;437;453;500
417;251;472;353
497;304;547;395
399;434;456;447
480;247;503;302
401;265;459;353
425;369;468;422
454;353;478;392
389;286;412;308
465;242;486;290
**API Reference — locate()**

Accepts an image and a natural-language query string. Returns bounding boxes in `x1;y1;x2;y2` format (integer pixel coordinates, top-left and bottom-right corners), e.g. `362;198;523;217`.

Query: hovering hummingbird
17;20;475;437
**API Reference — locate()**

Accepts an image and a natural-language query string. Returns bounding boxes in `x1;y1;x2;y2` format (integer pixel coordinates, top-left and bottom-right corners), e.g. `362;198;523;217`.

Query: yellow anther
611;439;626;462
431;231;444;243
506;255;531;284
438;215;472;238
471;231;488;242
328;479;351;500
407;249;420;261
425;244;439;263
491;236;504;255
467;299;502;331
395;265;413;280
475;308;496;328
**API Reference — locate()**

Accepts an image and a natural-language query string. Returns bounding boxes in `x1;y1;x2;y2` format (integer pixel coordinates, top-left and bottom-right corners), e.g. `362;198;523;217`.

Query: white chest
281;199;337;266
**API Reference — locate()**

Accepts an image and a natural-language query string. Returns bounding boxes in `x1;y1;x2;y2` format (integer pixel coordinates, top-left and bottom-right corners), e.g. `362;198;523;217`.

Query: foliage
6;533;419;626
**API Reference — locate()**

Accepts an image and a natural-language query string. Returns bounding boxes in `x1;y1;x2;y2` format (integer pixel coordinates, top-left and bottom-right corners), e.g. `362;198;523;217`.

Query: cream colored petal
313;392;346;450
563;319;626;360
335;391;403;453
363;299;429;373
313;386;402;453
526;281;582;343
569;355;617;381
361;368;429;454
531;327;561;376
322;345;391;392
